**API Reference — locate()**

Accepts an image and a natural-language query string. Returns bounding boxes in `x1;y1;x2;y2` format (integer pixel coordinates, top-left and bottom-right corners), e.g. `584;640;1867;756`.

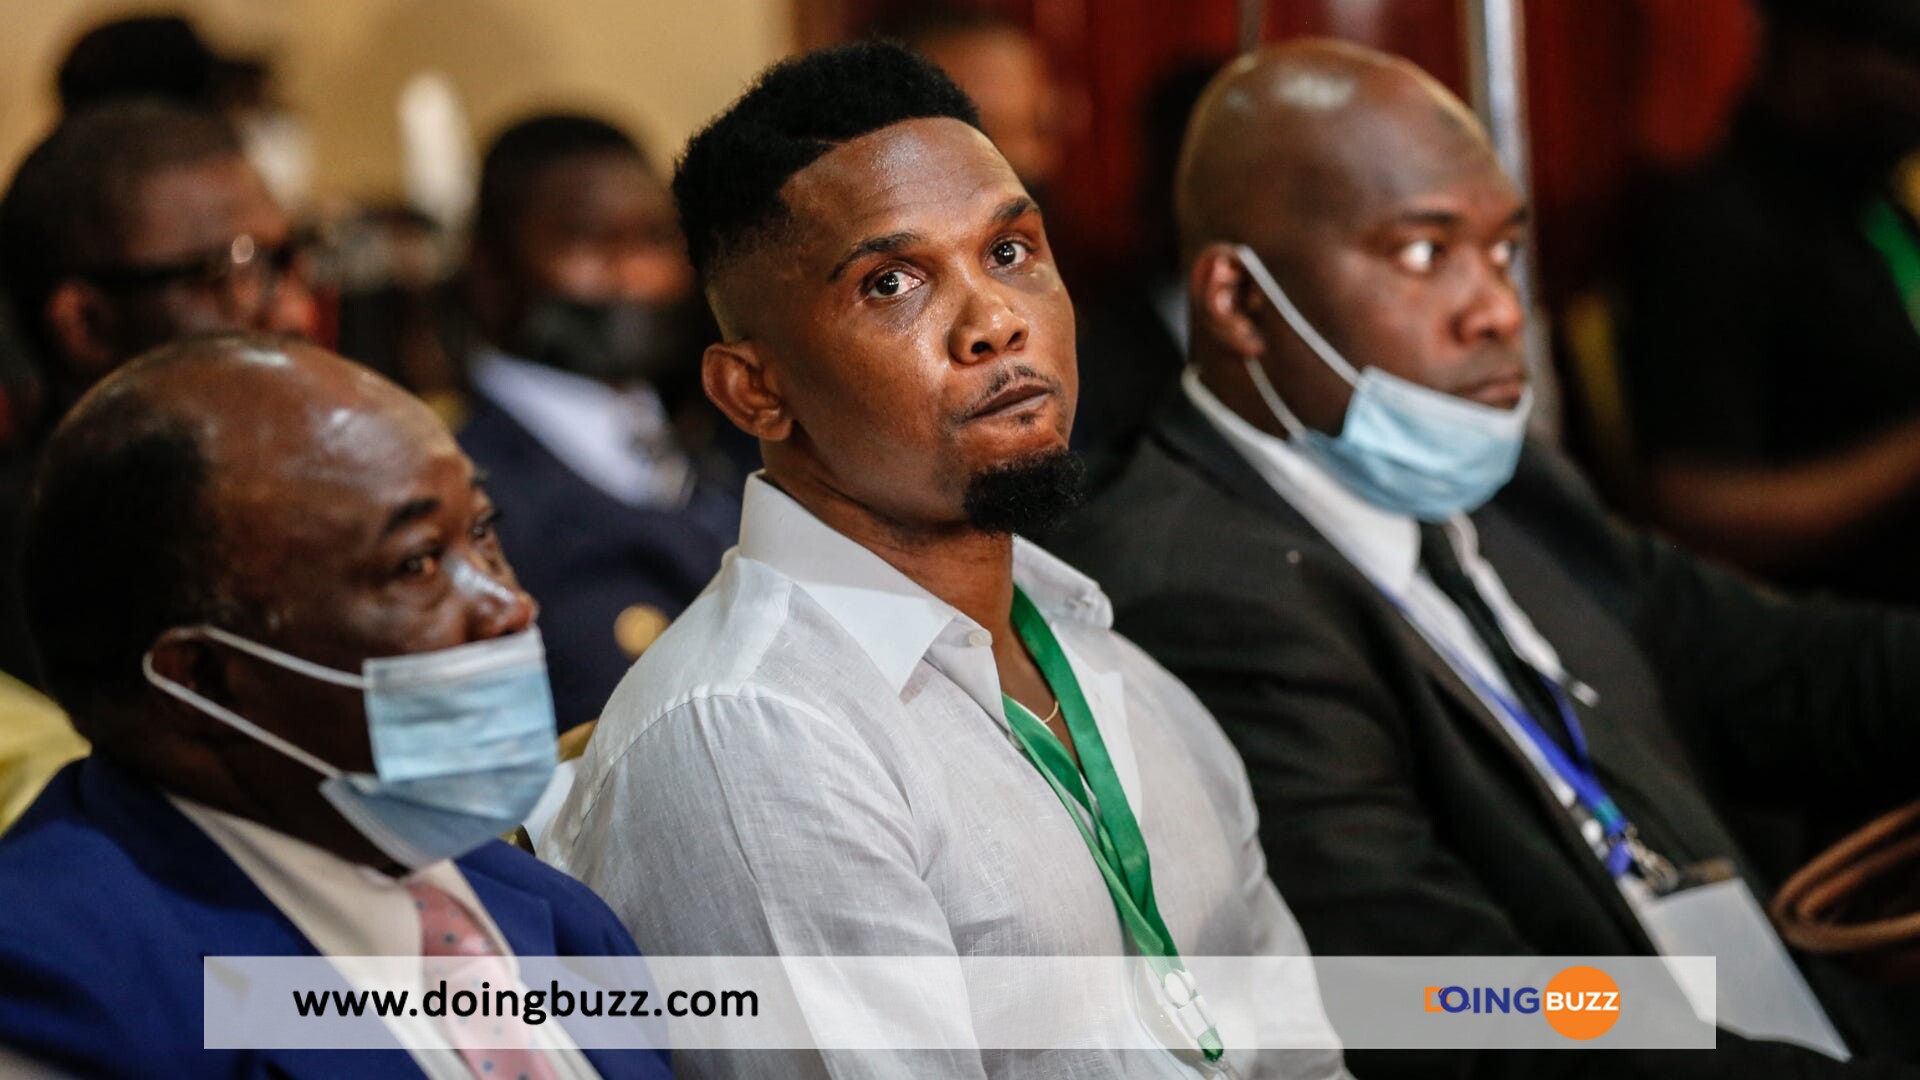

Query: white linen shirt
545;476;1348;1080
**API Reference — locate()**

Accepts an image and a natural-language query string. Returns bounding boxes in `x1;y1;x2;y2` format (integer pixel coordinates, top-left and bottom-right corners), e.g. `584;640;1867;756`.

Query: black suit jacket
1045;393;1920;1079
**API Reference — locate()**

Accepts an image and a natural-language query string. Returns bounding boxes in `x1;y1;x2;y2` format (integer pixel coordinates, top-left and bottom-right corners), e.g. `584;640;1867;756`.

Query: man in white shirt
546;42;1349;1080
0;335;669;1079
1047;40;1920;1079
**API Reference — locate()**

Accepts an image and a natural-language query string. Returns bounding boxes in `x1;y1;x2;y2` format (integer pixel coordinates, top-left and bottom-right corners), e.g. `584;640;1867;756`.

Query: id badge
1622;863;1849;1061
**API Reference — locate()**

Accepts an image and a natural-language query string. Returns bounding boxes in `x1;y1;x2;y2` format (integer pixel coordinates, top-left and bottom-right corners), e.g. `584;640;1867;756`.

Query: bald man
1048;42;1920;1078
0;337;668;1078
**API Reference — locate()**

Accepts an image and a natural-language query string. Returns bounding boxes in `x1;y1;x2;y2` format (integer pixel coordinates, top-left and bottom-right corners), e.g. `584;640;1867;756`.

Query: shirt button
967;629;992;648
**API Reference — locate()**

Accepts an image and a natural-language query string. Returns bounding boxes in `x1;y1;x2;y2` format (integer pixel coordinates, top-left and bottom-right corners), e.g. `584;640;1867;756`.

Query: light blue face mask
143;626;558;869
1234;244;1532;521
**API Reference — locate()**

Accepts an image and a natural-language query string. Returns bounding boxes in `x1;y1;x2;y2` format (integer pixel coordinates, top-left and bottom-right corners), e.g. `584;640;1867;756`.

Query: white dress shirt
546;476;1349;1080
172;796;599;1080
470;349;693;509
1182;368;1613;858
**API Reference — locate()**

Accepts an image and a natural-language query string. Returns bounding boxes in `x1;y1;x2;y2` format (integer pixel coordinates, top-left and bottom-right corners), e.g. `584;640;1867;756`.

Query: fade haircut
474;113;648;253
671;41;982;284
20;335;261;731
0;100;242;365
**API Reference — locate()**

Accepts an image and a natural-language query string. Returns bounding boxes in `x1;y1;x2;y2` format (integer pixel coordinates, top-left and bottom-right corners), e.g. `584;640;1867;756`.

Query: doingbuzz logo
1423;965;1622;1040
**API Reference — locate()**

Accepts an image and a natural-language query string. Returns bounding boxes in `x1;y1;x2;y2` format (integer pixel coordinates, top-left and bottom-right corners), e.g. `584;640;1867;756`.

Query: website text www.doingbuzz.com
291;980;758;1026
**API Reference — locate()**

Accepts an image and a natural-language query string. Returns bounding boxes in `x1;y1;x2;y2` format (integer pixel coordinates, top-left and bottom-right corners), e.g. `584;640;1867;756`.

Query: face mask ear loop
141;650;346;781
1242;355;1314;441
1233;243;1364;387
191;624;367;688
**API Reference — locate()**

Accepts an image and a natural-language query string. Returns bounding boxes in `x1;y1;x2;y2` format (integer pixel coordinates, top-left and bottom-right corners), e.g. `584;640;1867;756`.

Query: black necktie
1417;522;1573;752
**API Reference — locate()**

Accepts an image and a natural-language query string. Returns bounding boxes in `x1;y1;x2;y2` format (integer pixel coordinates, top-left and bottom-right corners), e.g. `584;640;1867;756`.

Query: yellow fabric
0;673;87;831
555;718;597;763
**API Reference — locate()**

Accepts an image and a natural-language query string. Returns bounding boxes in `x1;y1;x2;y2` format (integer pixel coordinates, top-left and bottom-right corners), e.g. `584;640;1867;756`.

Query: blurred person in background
458;114;742;734
870;2;1065;214
0;102;316;424
0;100;316;817
1625;0;1920;605
0;335;668;1079
56;13;316;213
1072;58;1223;463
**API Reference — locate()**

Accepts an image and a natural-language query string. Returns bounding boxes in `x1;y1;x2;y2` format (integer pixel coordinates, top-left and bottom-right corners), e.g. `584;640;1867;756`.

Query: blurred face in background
919;28;1064;198
51;154;315;382
486;151;704;386
509;152;691;308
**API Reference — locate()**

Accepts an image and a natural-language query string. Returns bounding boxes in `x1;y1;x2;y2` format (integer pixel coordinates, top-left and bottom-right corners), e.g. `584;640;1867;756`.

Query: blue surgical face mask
1233;244;1531;521
142;627;558;869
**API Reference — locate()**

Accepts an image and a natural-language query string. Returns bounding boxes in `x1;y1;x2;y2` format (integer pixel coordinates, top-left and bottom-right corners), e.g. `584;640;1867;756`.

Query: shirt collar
1182;366;1429;594
736;474;1112;696
167;794;509;961
472;347;643;417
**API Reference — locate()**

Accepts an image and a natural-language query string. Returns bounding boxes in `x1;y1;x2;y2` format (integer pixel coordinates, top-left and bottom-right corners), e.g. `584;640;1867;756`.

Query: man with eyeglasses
0;99;316;416
0;99;316;812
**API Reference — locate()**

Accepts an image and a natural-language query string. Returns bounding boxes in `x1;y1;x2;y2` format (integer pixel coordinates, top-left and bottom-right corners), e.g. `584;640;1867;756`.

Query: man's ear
146;627;227;708
43;280;124;385
1189;243;1269;360
703;339;793;442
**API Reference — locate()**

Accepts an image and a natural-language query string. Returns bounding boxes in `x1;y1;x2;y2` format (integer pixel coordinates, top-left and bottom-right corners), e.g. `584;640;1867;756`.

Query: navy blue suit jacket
458;391;739;731
0;758;672;1079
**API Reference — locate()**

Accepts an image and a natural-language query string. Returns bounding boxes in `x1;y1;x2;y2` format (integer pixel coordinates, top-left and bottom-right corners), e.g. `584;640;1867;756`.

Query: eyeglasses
79;232;312;321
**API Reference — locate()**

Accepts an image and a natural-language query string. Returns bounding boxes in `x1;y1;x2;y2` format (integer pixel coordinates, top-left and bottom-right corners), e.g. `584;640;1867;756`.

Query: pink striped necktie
408;879;559;1080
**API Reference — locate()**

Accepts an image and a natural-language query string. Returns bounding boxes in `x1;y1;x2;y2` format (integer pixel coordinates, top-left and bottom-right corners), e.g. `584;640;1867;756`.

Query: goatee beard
961;448;1088;537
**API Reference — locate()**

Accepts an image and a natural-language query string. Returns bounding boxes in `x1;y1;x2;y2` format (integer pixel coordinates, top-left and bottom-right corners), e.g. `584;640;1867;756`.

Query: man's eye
398;551;441;577
1397;240;1440;273
471;509;502;542
990;239;1032;268
1490;239;1520;269
866;268;925;299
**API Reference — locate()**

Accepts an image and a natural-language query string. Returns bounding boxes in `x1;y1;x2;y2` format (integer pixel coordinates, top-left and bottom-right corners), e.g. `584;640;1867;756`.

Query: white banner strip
204;955;1725;1053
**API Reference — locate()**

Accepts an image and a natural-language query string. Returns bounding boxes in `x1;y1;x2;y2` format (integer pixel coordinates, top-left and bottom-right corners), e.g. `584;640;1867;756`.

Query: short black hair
474;112;647;252
0;101;242;366
672;41;982;282
56;15;220;114
20;337;256;729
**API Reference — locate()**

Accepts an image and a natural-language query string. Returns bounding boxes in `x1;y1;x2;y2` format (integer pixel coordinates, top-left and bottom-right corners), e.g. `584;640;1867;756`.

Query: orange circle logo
1541;966;1621;1040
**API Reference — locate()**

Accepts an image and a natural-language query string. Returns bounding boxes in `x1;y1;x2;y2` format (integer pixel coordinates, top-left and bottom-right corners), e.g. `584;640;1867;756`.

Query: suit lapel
461;858;559;956
79;759;322;951
1473;505;1751;876
1154;395;1569;761
1153;396;1653;946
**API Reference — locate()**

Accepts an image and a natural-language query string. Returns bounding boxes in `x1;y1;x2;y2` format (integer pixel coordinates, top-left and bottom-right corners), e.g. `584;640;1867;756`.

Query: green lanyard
1864;197;1920;336
1000;587;1226;1063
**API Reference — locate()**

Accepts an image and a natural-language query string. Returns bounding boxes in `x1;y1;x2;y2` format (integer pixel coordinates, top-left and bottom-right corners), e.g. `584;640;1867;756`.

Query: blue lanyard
1462;660;1637;878
1382;591;1638;878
